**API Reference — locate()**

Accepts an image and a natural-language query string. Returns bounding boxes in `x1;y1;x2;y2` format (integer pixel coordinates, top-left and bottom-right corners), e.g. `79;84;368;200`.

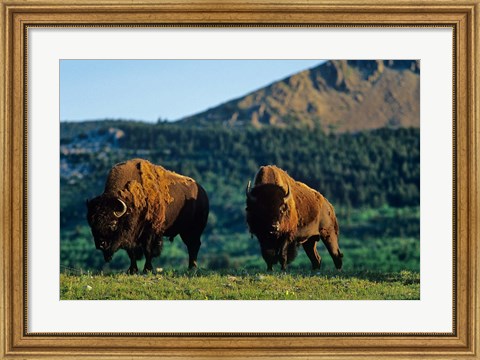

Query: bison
246;165;343;271
86;159;209;273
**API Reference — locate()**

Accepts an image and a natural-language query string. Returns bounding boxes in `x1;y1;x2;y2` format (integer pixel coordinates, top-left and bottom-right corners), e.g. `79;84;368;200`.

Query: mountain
180;60;420;133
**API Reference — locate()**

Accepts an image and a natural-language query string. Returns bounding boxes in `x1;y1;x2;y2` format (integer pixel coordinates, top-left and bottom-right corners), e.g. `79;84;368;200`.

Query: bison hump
114;159;197;234
254;165;292;192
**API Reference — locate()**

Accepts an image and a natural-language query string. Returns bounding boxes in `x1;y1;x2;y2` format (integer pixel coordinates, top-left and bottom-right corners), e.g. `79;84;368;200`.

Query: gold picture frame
1;0;479;358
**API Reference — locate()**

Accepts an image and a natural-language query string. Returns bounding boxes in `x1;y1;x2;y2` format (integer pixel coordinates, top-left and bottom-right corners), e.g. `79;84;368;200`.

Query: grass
60;269;420;300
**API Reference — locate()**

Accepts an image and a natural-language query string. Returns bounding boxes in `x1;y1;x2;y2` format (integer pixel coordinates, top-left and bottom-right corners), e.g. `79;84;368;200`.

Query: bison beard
86;159;209;273
246;165;344;271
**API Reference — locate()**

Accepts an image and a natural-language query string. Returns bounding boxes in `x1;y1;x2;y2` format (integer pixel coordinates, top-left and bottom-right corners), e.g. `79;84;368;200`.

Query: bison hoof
334;253;343;270
188;264;200;272
127;267;138;275
143;268;153;274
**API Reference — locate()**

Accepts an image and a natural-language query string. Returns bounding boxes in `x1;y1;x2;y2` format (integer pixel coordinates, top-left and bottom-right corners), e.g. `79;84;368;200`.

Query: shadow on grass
320;269;420;285
146;267;419;285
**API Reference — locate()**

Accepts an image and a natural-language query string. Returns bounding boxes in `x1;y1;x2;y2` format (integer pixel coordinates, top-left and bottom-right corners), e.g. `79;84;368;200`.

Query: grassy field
60;269;419;300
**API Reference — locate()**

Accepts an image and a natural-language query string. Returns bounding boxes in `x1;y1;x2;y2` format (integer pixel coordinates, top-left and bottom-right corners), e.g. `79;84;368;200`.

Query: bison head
86;195;129;262
245;181;292;237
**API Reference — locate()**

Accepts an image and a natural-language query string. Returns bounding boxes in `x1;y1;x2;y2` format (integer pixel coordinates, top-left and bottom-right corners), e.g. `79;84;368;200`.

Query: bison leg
320;230;343;270
142;242;155;273
181;234;201;269
141;231;163;274
278;241;289;271
141;233;157;274
126;249;139;275
302;236;322;270
259;240;278;271
143;254;154;273
261;248;275;271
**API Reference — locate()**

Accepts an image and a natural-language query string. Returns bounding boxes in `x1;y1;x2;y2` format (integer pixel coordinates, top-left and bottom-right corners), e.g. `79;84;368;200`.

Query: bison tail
286;242;298;264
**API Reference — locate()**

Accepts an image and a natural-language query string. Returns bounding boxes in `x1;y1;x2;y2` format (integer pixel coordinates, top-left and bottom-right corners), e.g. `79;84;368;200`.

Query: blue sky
60;60;325;122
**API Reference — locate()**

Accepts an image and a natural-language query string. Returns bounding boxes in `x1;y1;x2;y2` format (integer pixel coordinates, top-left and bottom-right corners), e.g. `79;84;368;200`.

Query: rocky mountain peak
180;60;420;133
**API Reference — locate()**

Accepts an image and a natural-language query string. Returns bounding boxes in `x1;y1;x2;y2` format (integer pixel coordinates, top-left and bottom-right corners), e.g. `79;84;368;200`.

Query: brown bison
86;159;209;273
246;165;343;271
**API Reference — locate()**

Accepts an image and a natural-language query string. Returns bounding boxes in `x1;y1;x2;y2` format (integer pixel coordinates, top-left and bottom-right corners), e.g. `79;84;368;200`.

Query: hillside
180;60;420;133
60;121;420;274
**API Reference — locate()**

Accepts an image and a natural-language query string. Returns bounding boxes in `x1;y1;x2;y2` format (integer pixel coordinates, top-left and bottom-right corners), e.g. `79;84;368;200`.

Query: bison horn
246;180;256;202
284;184;292;202
113;198;127;218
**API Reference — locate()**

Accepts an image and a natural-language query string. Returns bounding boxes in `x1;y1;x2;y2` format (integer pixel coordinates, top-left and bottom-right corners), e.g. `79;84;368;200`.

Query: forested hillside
60;120;419;274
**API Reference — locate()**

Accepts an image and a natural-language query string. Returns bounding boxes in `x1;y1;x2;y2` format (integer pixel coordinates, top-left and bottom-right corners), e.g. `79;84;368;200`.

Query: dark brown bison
246;165;343;271
86;159;209;273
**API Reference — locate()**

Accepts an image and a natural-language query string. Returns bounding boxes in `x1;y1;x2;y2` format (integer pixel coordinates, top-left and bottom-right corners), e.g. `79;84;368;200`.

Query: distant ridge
179;60;420;133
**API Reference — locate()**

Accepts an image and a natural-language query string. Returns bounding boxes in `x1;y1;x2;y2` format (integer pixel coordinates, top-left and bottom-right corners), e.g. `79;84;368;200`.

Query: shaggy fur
87;159;209;273
246;165;343;271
